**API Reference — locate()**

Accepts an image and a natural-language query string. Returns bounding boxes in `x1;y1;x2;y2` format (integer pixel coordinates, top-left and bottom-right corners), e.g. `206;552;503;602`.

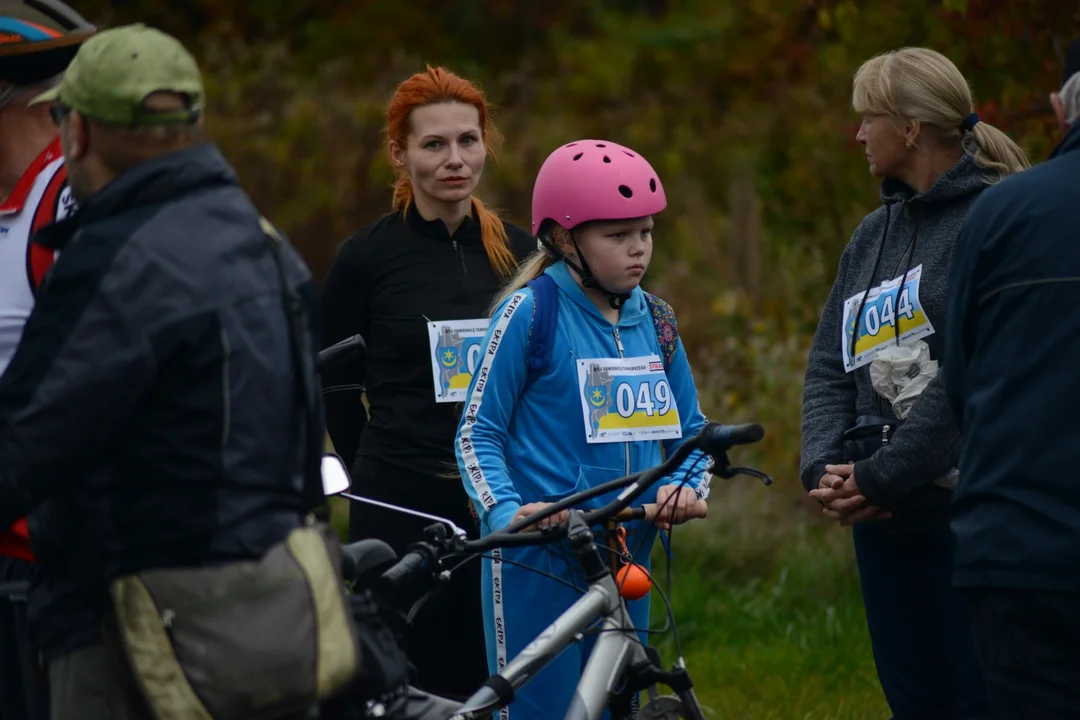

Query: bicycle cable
617;454;707;661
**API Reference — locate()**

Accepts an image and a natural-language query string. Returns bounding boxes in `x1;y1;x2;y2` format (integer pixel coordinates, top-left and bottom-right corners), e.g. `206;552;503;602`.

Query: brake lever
731;467;774;486
710;451;773;486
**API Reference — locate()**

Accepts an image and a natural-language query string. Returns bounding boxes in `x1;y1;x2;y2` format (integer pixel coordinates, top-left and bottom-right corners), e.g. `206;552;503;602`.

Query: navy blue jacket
944;124;1080;591
0;144;321;660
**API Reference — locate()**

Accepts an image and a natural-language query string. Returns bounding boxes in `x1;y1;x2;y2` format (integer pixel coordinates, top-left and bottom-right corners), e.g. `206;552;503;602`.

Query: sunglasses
48;104;72;126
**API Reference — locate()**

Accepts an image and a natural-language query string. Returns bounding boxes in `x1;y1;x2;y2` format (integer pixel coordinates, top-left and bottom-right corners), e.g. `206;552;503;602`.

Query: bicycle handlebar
363;422;770;595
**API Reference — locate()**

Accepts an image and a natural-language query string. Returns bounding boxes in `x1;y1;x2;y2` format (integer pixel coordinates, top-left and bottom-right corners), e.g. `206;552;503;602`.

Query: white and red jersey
0;137;73;562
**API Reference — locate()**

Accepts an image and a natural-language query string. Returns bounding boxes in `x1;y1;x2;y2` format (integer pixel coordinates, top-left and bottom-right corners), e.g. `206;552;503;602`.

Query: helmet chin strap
538;230;632;310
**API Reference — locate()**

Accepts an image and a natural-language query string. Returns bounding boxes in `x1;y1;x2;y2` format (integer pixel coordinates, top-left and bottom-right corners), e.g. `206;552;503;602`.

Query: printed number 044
864;287;915;336
615;380;672;419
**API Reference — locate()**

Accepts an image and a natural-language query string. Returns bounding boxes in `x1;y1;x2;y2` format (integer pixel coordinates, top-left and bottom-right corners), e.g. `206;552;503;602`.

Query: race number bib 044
428;318;490;403
576;355;682;444
841;264;935;373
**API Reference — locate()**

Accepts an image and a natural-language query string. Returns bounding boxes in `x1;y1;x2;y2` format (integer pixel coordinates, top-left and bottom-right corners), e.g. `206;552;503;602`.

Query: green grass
646;521;887;719
329;491;889;719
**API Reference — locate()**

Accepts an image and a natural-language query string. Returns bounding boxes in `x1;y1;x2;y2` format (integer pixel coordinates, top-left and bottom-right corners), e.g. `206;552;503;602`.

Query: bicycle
332;421;772;720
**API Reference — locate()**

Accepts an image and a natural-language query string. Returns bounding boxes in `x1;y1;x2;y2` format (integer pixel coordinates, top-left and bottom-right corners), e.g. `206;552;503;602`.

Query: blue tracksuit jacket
454;260;709;719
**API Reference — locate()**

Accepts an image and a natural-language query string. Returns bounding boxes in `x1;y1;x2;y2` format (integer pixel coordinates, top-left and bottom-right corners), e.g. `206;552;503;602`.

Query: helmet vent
573;153;583;161
602;156;611;163
618;185;633;199
649;178;657;192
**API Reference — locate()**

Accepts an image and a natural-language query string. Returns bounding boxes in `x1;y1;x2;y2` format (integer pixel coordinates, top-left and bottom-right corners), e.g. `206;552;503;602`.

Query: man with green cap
0;23;333;719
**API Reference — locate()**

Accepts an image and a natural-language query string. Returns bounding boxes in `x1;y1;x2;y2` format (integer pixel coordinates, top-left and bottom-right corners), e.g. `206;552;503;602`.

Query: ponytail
969;122;1031;180
489;251;555;316
473;196;518;278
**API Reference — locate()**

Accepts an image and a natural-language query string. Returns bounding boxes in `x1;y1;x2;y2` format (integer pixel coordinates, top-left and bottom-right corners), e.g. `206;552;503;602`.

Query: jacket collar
35;143;237;250
1049;121;1080;160
403;201;482;243
546;261;647;329
879;137;989;207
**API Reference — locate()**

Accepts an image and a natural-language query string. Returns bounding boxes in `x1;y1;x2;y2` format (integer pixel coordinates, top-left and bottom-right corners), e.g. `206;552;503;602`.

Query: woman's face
562;216;654;295
857;113;910;178
392;101;486;210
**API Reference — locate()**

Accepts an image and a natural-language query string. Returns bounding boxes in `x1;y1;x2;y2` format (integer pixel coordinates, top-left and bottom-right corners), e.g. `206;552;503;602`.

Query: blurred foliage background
71;0;1080;716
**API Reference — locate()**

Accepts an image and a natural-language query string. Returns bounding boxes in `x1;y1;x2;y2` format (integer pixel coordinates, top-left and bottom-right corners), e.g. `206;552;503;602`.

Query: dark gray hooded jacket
800;148;991;530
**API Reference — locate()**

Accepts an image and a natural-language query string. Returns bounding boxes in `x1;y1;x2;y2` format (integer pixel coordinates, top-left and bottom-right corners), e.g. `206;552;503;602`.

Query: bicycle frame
445;512;696;720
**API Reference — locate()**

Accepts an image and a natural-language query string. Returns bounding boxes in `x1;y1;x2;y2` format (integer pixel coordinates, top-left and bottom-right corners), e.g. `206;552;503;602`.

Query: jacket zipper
613;328;630;477
451;239;468;283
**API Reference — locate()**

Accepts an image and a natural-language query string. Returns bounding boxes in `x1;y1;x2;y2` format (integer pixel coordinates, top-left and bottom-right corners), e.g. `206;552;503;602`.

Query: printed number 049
615;380;672;419
864;287;915;336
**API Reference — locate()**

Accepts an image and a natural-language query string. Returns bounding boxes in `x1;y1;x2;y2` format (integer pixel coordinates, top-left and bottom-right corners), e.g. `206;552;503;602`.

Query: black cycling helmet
0;0;95;87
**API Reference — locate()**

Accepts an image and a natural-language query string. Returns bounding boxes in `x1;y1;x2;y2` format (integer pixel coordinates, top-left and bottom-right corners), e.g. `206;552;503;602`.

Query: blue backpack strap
524;273;559;390
644;292;679;371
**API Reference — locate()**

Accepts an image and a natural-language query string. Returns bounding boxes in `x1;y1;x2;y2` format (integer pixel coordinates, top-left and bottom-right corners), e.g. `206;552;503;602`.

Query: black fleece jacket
320;204;534;505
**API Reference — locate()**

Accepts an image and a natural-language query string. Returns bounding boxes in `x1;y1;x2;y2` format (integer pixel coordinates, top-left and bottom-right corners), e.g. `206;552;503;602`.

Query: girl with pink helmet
454;139;711;718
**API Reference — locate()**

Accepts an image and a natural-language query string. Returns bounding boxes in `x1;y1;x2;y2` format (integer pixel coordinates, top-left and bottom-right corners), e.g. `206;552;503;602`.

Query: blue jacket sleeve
455;290;534;532
660;328;711;500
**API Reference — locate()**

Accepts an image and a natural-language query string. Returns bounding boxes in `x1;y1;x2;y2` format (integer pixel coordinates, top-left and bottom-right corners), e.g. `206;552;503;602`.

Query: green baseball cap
30;23;203;126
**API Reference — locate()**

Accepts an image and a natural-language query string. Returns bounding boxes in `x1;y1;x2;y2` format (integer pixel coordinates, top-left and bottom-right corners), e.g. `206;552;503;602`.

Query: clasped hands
512;483;708;533
808;463;891;527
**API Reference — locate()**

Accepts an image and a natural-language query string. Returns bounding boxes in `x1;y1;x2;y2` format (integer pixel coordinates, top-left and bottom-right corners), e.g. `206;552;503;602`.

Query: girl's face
563;216;654;295
391;101;486;210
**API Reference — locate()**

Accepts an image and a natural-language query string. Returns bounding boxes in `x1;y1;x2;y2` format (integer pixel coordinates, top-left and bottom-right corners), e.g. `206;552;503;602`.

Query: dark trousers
0;556;48;720
852;522;987;720
348;471;488;701
965;587;1080;720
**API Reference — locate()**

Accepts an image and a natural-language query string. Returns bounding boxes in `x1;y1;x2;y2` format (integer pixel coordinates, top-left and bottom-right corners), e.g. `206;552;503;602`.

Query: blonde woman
800;48;1029;718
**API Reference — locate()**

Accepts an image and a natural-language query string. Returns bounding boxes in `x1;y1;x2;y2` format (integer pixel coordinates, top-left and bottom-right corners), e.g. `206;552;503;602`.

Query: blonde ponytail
489;251;555;316
970;122;1031;178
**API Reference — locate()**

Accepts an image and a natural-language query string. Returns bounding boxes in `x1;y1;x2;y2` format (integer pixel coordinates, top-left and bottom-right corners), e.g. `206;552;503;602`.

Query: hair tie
960;113;980;132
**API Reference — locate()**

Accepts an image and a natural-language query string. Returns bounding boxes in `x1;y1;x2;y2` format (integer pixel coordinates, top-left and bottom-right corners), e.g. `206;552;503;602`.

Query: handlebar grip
614;506;649;522
379;550;429;590
700;423;764;456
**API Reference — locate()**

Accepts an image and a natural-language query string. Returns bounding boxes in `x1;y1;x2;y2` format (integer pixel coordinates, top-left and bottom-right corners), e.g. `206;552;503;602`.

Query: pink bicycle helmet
531;139;667;235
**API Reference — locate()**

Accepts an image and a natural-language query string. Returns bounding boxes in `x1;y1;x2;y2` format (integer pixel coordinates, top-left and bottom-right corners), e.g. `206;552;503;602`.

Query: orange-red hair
385;66;518;278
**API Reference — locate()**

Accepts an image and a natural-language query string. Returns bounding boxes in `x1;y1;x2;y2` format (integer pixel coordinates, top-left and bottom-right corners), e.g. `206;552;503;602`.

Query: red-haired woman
320;66;533;699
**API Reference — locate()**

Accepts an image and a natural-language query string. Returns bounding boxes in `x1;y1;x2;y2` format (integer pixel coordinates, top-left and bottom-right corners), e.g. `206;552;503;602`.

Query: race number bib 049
841;264;935;373
428;318;490;403
576;355;682;444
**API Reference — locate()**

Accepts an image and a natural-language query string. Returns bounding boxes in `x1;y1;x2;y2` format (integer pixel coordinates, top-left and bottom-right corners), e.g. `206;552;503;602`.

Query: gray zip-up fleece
800;149;991;528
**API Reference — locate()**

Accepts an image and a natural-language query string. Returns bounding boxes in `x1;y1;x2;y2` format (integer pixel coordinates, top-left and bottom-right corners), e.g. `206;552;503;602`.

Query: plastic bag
869;340;957;490
869;341;937;420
